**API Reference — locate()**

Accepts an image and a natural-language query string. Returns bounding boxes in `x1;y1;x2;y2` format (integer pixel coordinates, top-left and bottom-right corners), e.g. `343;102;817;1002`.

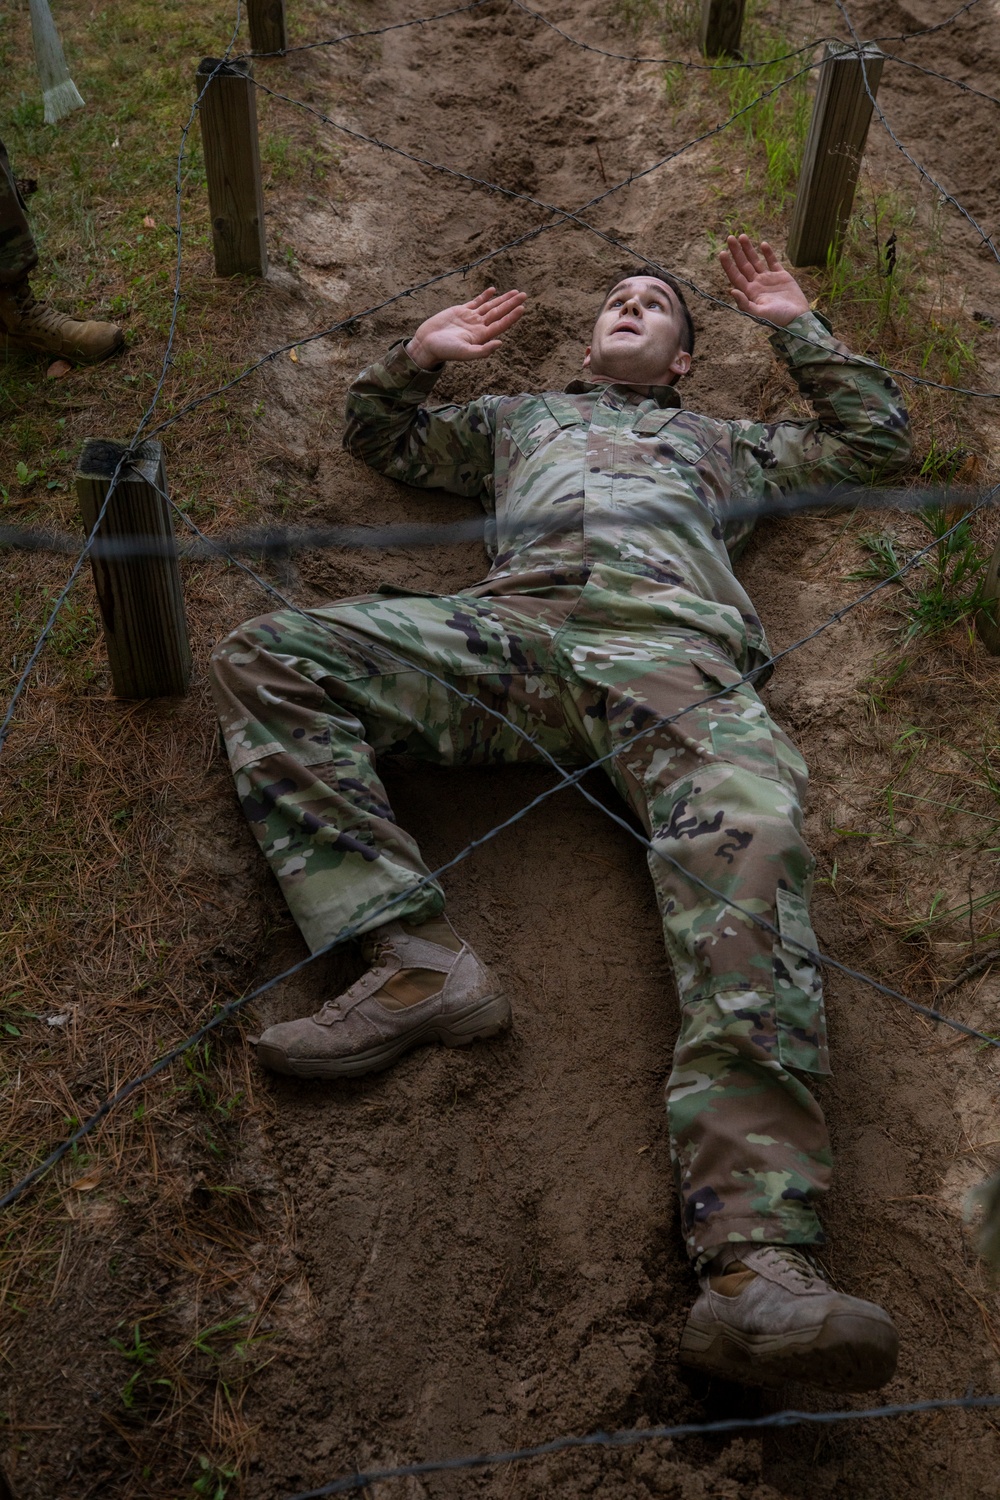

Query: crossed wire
837;0;998;262
4;0;997;751
236;0;986;72
3;0;1000;1479
0;7;248;754
5;471;999;1221
248;60;1000;401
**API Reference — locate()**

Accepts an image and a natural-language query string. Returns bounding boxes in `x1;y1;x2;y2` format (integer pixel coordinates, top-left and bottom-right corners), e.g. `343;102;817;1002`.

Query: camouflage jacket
343;312;911;672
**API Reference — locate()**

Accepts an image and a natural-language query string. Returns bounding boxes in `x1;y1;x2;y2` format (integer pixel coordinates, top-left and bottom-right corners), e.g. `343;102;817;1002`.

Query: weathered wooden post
787;41;885;267
248;0;287;54
700;0;746;58
196;57;268;277
976;536;1000;654
75;440;191;699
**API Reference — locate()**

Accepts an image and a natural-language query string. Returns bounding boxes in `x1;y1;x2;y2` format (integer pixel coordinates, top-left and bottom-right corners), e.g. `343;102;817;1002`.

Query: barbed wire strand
882;52;1000;107
249;63;1000;401
285;1393;1000;1499
237;0;491;62
4;0;995;750
4;480;998;1218
836;0;998;262
240;0;985;75
507;0;835;71
2;4;998;1491
509;0;989;75
0;6;247;754
513;0;986;58
0;480;991;560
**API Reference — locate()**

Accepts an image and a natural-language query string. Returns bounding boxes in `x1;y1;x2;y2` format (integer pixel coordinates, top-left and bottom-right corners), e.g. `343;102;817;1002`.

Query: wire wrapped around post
196;56;268;276
75;441;191;699
787;41;884;266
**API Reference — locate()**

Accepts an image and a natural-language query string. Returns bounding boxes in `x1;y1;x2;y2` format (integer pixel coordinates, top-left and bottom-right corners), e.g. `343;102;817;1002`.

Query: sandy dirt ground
236;2;1000;1496
6;1;1000;1496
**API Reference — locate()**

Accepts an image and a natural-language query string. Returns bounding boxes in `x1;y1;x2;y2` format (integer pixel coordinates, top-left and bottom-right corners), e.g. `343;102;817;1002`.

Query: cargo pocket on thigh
682;650;783;784
773;887;830;1076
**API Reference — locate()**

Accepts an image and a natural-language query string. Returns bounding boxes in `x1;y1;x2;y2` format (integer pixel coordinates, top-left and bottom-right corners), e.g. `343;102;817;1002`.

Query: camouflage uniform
0;140;37;284
211;311;911;1264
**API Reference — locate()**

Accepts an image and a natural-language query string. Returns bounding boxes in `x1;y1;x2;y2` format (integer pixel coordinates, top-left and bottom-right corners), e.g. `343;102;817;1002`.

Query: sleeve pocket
773;887;831;1076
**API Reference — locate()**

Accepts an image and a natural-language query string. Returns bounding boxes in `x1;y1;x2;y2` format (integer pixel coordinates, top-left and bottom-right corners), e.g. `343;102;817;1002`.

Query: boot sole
257;991;511;1079
679;1310;899;1392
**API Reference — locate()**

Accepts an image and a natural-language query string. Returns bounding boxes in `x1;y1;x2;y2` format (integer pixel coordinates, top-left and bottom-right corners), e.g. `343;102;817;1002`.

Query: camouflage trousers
0;140;37;284
210;589;833;1265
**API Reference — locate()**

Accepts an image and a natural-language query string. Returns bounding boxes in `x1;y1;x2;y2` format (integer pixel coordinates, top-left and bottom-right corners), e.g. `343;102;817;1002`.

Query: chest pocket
508;395;585;459
633;408;715;468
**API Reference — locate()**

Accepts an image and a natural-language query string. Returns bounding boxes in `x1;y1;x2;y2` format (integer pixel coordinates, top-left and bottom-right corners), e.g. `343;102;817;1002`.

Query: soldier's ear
582;344;592;370
669;348;692;378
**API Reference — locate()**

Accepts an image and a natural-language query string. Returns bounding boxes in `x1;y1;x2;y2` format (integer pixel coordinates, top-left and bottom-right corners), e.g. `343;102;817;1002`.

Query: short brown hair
602;269;695;363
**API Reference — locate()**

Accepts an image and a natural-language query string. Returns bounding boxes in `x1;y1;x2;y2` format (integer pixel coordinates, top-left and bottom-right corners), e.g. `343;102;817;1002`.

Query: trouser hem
690;1217;826;1271
301;882;445;954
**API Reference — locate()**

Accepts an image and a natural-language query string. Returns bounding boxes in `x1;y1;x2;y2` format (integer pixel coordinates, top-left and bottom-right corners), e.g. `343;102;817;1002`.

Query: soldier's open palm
720;234;810;328
407;287;527;368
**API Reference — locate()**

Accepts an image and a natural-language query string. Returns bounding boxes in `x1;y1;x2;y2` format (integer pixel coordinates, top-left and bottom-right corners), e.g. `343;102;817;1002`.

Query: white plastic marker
29;0;85;125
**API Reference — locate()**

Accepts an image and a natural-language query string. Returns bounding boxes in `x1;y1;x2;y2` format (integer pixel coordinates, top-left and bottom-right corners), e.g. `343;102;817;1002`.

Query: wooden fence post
248;0;287;55
700;0;746;58
75;440;192;699
977;536;1000;654
196;57;268;278
787;41;885;267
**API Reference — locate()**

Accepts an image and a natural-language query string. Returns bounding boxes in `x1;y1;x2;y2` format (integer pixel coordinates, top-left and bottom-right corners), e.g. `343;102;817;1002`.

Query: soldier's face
584;277;692;388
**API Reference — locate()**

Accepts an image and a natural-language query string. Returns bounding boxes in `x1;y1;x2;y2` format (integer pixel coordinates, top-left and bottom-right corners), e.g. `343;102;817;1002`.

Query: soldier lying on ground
211;235;912;1392
0;136;122;363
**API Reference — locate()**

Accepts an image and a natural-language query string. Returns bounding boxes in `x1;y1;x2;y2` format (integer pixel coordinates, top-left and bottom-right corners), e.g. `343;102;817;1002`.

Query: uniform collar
563;377;682;409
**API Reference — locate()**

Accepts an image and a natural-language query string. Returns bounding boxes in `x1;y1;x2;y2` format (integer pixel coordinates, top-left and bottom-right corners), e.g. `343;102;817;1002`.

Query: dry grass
0;0;360;1493
2;0;1000;1492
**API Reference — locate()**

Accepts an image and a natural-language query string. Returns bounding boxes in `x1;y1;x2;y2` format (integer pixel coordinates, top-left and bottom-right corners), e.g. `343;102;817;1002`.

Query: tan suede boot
256;918;509;1078
679;1245;899;1391
0;280;124;363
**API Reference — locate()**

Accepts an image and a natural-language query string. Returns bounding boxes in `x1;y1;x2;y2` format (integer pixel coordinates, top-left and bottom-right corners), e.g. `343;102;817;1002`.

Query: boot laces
754;1245;824;1288
7;281;83;336
361;927;400;969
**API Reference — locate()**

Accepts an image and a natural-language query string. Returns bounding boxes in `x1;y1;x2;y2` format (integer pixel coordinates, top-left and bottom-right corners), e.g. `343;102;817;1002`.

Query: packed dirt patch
3;1;1000;1497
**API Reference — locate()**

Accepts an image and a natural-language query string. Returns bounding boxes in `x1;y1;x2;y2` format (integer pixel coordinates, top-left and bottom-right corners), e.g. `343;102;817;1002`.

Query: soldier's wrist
405;336;443;371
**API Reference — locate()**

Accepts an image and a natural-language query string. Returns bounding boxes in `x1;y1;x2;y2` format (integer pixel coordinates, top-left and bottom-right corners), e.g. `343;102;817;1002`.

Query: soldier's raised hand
720;234;810;327
407;287;527;369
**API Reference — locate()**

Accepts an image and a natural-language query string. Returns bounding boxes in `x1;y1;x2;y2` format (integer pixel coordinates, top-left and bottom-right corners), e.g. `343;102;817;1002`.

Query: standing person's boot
0;278;123;363
256;916;510;1078
679;1245;899;1391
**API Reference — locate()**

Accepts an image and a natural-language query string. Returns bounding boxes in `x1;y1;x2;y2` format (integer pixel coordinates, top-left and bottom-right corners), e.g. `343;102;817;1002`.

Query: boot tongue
376;969;446;1011
708;1265;757;1297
